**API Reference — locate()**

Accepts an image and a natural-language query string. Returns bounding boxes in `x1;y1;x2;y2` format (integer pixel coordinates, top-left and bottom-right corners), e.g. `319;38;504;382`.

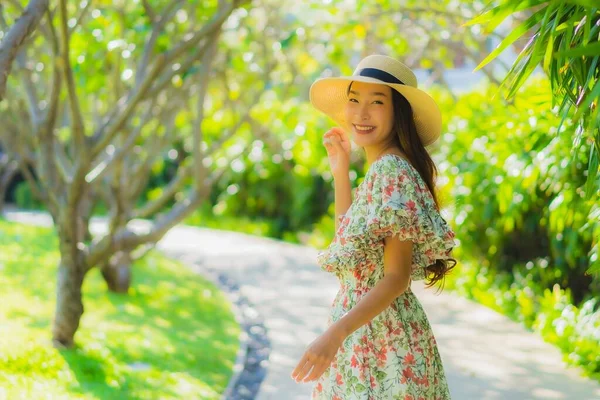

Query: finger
333;128;348;142
294;358;315;382
330;127;345;137
323;128;336;138
322;133;335;144
330;135;344;150
303;361;329;382
325;127;345;138
291;353;309;379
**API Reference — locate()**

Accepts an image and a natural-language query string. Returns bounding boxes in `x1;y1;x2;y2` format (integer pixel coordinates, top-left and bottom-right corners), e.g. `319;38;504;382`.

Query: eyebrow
348;90;387;97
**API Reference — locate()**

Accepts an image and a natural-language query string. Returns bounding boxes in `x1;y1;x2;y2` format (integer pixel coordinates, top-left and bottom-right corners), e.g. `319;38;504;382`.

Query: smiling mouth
354;124;376;134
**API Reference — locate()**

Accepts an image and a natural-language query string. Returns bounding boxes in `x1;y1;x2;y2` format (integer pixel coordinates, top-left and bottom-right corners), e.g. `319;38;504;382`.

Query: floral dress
312;153;457;400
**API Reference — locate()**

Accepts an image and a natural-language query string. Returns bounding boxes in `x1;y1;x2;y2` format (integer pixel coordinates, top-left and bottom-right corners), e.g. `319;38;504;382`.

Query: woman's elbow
385;273;410;297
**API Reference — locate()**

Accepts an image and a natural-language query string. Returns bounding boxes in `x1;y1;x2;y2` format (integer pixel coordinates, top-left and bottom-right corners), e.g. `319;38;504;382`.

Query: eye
373;100;384;105
348;98;358;103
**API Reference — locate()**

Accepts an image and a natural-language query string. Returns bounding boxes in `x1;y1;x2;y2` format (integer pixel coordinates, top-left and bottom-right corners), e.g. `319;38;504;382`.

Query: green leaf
474;8;547;72
544;37;555;76
555;41;600;58
543;2;569;73
506;53;542;99
583;8;592;45
585;142;599;201
557;96;573;139
562;0;599;7
587;263;600;275
532;2;557;65
576;76;600;115
463;0;544;30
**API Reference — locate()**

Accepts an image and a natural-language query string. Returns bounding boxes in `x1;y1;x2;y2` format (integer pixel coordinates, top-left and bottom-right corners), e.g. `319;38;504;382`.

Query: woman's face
344;81;394;148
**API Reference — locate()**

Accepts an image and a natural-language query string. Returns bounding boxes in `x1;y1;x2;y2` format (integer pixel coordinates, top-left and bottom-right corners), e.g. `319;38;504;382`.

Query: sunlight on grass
184;209;275;238
0;219;240;400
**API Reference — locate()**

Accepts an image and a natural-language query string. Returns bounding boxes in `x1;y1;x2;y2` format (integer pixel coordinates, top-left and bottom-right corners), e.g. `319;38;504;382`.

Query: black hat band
357;68;404;85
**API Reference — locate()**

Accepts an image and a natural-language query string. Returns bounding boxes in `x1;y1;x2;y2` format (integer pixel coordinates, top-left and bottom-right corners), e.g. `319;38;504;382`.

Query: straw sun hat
309;54;442;147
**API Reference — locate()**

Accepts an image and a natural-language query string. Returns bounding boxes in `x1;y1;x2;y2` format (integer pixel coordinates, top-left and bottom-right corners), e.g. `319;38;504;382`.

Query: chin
353;135;378;145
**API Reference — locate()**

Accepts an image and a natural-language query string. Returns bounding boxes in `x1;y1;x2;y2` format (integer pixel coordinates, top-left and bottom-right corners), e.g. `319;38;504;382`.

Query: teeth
355;125;374;131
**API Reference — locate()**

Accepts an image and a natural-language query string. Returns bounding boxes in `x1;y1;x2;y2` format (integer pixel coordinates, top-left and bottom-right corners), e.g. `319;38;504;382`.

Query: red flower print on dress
401;367;415;384
383;182;395;197
351;355;359;368
404;352;416;366
375;346;387;363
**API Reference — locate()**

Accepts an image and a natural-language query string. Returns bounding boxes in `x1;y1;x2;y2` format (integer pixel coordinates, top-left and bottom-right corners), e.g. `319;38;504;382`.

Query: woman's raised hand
322;127;351;180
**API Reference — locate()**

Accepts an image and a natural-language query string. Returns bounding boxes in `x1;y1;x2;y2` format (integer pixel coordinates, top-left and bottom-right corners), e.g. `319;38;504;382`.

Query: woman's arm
329;236;413;341
333;175;352;232
292;235;413;382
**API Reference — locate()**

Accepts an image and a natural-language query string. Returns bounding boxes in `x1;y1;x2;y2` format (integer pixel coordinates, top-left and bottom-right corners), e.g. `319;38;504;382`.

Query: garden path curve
4;208;600;400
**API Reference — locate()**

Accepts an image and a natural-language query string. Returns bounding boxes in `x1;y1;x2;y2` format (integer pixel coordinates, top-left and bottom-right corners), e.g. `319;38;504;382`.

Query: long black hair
388;89;456;289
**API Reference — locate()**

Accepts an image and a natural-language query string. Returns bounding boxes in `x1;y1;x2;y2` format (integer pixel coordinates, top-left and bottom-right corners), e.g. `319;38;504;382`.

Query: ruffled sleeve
365;156;456;279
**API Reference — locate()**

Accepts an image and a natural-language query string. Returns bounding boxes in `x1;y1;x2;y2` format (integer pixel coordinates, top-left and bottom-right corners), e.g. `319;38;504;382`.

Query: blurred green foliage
14;182;43;210
436;77;598;303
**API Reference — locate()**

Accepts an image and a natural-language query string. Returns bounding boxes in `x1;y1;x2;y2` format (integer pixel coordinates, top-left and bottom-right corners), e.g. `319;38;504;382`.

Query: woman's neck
365;146;406;168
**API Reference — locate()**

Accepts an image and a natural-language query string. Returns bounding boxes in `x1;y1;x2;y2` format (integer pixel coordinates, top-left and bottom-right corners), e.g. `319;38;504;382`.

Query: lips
354;124;375;134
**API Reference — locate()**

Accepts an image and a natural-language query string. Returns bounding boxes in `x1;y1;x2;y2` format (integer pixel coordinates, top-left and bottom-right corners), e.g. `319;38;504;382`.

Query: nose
358;104;370;121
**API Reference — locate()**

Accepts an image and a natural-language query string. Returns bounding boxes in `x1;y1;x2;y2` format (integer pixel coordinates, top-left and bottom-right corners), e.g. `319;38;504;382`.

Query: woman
291;55;457;399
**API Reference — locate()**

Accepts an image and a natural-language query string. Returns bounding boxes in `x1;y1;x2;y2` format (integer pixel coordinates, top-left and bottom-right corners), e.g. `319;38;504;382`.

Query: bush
435;77;599;303
14;182;43;210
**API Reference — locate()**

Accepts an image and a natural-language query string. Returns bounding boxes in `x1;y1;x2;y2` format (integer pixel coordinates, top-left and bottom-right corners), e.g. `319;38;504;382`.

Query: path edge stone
163;250;270;400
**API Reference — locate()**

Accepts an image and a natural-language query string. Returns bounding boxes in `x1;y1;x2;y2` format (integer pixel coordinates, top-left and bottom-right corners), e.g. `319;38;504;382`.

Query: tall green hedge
435;77;599;304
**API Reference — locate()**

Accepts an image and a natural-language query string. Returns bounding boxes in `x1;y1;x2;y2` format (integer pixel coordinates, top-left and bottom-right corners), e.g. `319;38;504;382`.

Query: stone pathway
4;209;600;400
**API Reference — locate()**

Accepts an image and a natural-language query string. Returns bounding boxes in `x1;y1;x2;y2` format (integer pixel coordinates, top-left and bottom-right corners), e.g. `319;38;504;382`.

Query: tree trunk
0;181;7;214
0;157;18;214
78;195;93;243
0;0;49;102
52;256;86;348
101;251;132;294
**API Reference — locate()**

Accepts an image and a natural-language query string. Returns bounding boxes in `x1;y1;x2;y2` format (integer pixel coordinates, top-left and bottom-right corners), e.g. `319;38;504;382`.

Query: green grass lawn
0;219;241;400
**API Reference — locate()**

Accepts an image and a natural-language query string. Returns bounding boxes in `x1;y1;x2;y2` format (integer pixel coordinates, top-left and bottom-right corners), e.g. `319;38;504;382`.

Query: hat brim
309;76;442;147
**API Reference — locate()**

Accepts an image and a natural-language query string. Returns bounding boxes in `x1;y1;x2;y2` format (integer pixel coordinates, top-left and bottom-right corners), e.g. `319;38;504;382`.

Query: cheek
382;106;394;130
344;103;354;120
375;107;394;136
374;107;391;123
